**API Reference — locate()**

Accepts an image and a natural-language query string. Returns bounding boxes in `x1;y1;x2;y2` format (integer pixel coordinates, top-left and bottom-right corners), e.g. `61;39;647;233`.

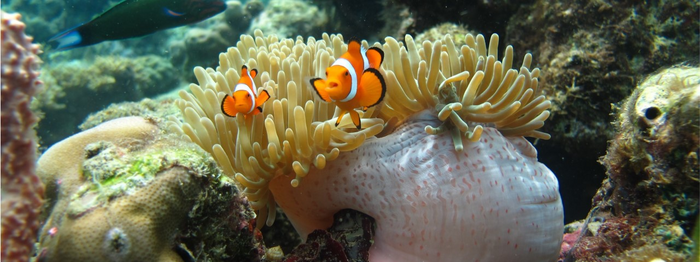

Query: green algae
68;140;220;218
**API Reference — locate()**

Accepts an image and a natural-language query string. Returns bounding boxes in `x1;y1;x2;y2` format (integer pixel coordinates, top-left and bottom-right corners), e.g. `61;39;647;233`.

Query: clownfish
221;65;271;117
310;39;386;129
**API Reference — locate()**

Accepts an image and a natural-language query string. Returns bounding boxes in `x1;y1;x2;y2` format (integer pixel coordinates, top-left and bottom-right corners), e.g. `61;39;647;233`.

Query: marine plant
174;29;562;261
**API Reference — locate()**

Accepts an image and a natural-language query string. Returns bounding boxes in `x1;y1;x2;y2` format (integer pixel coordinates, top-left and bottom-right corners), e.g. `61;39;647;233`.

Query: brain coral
175;30;562;261
36;117;264;262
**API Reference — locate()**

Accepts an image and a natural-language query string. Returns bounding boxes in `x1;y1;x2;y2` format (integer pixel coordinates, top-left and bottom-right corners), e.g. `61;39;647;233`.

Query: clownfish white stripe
234;83;256;114
331;58;358;102
360;46;369;70
247;72;257;91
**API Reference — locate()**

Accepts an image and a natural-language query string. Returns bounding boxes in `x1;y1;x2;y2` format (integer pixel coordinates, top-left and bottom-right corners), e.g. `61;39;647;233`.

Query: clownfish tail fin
310;78;332;102
359;68;387;109
366;46;384;68
221;94;238;117
250;68;258;78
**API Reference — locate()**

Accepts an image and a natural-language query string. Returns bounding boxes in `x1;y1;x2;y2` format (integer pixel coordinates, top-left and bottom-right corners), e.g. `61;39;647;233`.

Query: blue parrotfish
49;0;226;51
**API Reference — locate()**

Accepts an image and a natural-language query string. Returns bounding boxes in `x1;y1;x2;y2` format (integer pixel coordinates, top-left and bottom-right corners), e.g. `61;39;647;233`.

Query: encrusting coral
36;116;265;261
35;55;180;147
561;65;698;261
1;10;45;262
174;29;561;261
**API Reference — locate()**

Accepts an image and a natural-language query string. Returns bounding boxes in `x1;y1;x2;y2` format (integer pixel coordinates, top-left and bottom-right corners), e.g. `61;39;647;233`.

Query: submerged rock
562;66;699;261
36;117;264;262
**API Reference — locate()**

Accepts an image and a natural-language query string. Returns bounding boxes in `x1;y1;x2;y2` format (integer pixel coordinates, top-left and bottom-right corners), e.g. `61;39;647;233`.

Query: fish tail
48;24;88;51
358;68;387;109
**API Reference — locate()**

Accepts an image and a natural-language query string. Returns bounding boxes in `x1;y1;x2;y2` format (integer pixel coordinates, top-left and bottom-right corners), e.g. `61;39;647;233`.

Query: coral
0;10;45;262
36;117;160;259
36;116;264;261
79;99;182;131
169;0;264;81
249;0;329;38
179;179;265;262
559;221;584;257
284;209;374;262
310;0;386;41
262;208;303;254
413;23;477;47
568;217;638;260
34;55;181;148
508;0;699;155
565;66;699;261
613;243;690;262
393;0;531;36
175;30;562;261
505;0;700;225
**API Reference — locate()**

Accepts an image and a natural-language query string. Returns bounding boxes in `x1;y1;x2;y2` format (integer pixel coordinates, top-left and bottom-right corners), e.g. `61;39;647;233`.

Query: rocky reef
508;0;699;157
503;0;700;224
561;66;699;261
35;116;264;261
34;55;181;148
249;0;328;39
169;0;264;81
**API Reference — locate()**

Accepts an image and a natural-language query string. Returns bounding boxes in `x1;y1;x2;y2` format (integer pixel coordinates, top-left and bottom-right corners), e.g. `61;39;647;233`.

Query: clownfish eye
325;71;328;76
344;71;349;76
247;94;251;98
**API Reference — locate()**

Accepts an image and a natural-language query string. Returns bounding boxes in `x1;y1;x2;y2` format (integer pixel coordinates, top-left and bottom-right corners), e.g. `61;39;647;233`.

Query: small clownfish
221;65;271;117
309;39;386;129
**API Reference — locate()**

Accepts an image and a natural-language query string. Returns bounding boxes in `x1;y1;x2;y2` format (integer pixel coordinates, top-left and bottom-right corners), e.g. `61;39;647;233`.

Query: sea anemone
173;29;562;261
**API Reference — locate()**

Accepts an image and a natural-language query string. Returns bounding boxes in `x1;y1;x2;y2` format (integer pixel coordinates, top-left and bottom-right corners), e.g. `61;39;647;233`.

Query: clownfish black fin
347;38;362;55
349;110;362;130
256;90;271;106
335;110;348;127
310;78;332;102
366;46;384;68
250;68;258;78
221;95;238;117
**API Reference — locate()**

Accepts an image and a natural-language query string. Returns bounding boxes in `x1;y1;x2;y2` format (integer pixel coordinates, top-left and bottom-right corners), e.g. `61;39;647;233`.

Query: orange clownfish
221;65;271;117
310;39;386;129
